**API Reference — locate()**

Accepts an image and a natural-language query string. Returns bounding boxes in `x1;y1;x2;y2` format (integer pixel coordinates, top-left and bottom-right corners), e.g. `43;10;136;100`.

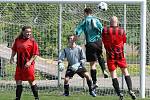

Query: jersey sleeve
123;30;127;43
102;27;108;47
11;39;17;52
79;48;86;64
58;49;66;61
96;19;103;34
75;19;86;36
32;41;39;55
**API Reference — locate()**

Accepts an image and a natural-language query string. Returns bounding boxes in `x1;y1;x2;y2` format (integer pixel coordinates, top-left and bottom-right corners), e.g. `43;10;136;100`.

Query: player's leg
29;81;39;100
110;70;124;100
77;68;96;97
108;60;123;100
85;43;98;87
90;61;98;88
15;80;23;100
96;40;108;78
15;67;23;100
97;55;109;78
63;69;74;96
118;58;136;100
82;72;96;97
63;76;70;96
121;68;136;100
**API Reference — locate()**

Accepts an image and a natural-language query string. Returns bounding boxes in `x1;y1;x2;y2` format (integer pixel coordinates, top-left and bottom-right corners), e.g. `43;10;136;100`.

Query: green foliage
3;63;16;80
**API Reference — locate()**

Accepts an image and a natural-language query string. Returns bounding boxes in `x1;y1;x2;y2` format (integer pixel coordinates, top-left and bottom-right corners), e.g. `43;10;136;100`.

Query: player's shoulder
103;26;109;32
15;37;22;43
29;37;37;43
15;38;19;41
118;27;125;33
76;45;82;49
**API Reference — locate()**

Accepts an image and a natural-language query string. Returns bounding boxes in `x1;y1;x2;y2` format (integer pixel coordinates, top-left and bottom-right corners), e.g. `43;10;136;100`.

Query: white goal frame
0;0;147;98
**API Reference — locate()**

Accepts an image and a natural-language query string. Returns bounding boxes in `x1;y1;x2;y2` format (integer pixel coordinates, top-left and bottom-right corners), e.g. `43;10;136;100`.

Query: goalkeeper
58;35;96;97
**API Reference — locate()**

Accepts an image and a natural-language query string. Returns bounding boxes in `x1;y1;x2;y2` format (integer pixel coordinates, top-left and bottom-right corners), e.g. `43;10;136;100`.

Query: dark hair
17;26;32;39
67;34;74;40
84;8;92;14
22;26;31;31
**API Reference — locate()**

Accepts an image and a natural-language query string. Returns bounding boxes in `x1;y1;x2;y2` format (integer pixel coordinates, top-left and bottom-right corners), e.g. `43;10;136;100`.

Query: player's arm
96;19;103;34
10;39;17;64
75;19;86;37
79;48;86;66
58;49;66;71
123;30;127;44
58;49;66;63
25;55;38;67
28;55;38;63
25;40;39;67
10;50;16;64
102;26;108;45
74;20;85;41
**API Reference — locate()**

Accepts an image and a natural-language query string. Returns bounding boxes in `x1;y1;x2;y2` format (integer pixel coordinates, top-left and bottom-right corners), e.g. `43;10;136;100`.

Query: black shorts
85;40;103;62
65;67;87;78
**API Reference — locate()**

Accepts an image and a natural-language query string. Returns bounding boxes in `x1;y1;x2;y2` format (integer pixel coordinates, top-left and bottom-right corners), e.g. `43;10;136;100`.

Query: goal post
140;0;147;98
0;0;147;99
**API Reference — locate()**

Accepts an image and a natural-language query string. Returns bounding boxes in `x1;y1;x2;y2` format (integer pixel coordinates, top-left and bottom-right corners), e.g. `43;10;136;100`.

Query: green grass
0;91;150;100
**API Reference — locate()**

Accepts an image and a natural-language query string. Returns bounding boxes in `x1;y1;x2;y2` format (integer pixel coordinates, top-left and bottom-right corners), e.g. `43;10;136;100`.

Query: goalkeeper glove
70;63;80;72
58;62;64;72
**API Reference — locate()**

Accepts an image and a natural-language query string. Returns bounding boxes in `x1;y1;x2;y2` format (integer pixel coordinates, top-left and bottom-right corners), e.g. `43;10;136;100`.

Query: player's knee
84;72;91;80
64;77;69;84
16;80;22;85
28;80;36;86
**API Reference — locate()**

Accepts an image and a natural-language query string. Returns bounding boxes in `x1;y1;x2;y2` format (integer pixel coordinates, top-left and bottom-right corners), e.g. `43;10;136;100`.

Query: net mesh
0;2;150;98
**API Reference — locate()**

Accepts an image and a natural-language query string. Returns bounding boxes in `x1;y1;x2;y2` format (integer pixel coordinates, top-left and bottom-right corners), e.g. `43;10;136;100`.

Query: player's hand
25;61;32;68
70;63;80;72
58;62;64;72
10;57;14;64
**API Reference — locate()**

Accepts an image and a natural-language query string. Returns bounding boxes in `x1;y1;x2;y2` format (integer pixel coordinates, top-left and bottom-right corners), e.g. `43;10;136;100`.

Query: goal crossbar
0;0;145;3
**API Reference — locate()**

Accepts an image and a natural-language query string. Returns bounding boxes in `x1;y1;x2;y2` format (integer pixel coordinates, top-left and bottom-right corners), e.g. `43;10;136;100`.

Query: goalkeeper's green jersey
75;15;103;43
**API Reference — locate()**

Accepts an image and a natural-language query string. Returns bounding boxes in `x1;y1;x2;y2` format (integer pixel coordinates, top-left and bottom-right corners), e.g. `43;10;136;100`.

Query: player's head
67;35;76;46
110;16;118;27
22;26;32;39
18;26;32;39
84;8;92;16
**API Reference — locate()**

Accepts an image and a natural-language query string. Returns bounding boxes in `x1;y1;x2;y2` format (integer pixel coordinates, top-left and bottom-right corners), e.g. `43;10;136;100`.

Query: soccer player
58;35;96;97
102;16;136;100
74;8;109;88
10;26;40;100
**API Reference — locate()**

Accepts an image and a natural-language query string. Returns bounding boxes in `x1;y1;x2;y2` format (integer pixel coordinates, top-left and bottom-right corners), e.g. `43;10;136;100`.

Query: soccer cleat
128;90;136;100
103;70;109;78
92;84;98;90
119;93;124;100
89;90;97;97
35;98;39;100
14;97;20;100
63;93;69;96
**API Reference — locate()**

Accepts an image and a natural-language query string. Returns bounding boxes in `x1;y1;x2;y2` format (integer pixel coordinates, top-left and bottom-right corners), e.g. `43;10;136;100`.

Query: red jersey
102;26;126;60
12;38;39;67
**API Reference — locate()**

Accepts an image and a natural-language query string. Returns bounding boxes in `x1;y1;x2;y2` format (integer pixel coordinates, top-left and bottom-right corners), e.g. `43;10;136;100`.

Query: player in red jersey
102;16;136;100
10;26;39;100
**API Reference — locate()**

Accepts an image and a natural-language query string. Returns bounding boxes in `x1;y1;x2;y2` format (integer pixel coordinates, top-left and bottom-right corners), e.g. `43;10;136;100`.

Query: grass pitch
0;91;150;100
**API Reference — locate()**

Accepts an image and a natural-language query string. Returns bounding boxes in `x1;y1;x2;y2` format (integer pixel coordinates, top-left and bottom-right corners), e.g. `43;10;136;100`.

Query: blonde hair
110;16;118;26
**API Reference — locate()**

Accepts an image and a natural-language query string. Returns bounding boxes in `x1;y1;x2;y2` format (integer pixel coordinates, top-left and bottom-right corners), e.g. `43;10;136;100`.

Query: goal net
0;0;149;99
